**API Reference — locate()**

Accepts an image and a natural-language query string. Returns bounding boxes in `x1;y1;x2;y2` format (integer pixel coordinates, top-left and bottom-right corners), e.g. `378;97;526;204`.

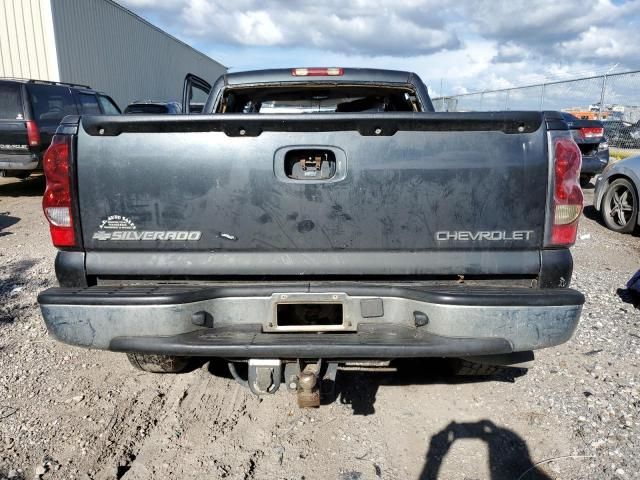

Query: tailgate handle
284;149;336;180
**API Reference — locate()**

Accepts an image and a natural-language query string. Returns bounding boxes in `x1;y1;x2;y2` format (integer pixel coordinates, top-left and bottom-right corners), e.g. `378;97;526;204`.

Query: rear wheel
127;353;190;373
602;178;638;233
580;175;592;188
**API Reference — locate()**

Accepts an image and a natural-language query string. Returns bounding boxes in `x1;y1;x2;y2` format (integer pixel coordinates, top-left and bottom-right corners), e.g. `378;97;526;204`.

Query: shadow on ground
206;358;526;414
0;212;20;237
334;359;527;415
582;205;606;227
205;359;541;479
420;420;552;480
581;179;595;190
0;174;45;197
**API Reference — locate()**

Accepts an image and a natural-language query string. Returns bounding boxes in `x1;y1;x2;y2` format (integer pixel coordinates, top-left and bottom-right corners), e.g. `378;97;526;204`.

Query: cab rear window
220;86;420;114
0;83;23;120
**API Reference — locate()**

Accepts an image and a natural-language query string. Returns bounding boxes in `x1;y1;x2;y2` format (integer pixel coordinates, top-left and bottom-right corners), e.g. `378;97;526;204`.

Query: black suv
0;78;120;178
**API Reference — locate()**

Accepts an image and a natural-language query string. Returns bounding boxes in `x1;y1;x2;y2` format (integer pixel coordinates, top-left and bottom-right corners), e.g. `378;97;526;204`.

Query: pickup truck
37;68;585;405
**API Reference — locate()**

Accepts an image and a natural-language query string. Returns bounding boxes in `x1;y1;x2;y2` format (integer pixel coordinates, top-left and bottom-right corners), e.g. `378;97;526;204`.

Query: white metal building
0;0;226;109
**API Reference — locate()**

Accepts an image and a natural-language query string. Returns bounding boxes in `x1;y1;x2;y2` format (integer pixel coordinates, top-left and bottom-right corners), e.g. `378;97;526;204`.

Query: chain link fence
433;70;640;150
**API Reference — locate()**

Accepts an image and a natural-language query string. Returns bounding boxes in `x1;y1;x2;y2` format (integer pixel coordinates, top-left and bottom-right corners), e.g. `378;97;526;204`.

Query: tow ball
235;359;339;407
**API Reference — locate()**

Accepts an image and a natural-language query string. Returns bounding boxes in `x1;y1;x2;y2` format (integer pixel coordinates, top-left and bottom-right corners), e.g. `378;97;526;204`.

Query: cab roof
224;68;415;86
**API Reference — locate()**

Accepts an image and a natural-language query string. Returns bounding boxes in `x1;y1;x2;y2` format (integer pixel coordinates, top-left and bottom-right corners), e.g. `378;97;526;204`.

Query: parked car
0;78;120;178
560;112;609;186
37;68;585;404
603;120;640;149
123;101;182;114
593;155;640;233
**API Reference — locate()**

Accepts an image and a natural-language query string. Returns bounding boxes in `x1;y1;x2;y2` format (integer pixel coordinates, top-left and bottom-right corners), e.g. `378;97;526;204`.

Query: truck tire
450;359;505;376
126;353;190;373
602;177;638;233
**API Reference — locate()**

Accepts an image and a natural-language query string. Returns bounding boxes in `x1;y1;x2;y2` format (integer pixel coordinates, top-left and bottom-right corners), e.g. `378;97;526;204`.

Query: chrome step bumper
38;284;584;358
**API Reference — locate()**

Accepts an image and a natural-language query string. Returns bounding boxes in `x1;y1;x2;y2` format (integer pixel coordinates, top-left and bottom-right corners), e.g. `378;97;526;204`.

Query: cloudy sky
119;0;640;96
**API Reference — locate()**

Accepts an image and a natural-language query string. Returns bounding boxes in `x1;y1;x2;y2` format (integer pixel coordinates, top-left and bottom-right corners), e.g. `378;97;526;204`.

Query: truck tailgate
75;112;549;275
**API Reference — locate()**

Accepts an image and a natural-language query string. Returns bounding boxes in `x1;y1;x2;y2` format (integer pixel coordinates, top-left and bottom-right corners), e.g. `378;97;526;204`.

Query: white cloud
120;0;461;56
465;0;631;41
560;26;638;63
464;0;640;65
117;0;640;93
494;42;528;63
234;10;284;45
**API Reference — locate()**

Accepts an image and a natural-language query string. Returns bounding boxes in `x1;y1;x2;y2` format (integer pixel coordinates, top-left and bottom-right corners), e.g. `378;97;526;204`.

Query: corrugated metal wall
0;0;59;81
50;0;225;109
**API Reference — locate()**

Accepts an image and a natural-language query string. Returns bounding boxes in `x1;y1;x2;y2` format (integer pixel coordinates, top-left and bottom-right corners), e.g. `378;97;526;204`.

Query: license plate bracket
266;293;354;332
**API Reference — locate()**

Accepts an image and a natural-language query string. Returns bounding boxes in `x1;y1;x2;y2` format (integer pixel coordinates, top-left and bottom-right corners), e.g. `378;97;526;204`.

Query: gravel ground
0;175;638;480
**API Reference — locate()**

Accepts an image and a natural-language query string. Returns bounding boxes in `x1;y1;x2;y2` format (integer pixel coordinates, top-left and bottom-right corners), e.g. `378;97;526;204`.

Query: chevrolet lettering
435;230;534;241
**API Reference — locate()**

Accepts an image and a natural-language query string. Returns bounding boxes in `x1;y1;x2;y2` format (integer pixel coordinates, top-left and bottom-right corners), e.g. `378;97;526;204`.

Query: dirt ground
1;175;639;480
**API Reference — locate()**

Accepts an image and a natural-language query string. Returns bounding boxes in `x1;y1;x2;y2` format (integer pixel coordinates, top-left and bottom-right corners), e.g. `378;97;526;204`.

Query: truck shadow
420;420;552;480
203;358;527;415
334;359;527;416
0;212;20;237
203;362;549;479
581;205;606;227
0;175;45;197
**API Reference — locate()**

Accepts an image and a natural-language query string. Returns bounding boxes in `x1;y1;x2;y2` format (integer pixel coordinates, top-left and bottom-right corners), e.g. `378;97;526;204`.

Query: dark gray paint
84;250;541;277
75;114;549;260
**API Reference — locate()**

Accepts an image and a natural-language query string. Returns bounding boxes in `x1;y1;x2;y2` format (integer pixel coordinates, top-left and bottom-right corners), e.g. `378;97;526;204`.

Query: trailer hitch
247;359;282;395
285;360;339;408
235;359;339;407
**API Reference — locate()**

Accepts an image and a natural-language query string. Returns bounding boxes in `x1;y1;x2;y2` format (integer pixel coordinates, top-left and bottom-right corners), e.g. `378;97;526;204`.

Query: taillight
291;67;344;76
579;127;604;138
26;120;40;147
42;135;76;247
549;136;583;246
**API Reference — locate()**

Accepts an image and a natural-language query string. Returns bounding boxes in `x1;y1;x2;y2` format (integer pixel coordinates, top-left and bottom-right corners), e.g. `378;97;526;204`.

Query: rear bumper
0;153;39;171
38;284;584;358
